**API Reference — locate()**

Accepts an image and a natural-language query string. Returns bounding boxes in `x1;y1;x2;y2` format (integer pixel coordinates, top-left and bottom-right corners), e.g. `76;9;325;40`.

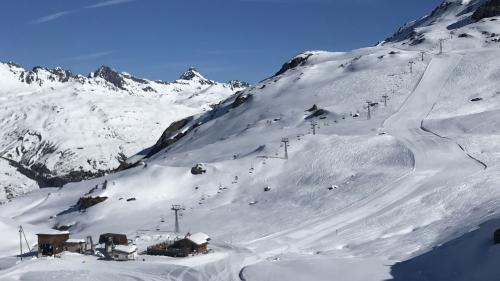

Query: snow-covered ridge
4;62;249;95
385;0;500;45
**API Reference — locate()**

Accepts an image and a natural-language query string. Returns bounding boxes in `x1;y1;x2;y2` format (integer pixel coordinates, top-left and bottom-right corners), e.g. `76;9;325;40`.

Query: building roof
65;238;86;244
186;232;210;245
112;245;137;254
36;230;70;236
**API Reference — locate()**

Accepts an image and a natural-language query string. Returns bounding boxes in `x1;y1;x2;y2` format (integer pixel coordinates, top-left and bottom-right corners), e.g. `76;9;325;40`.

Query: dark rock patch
53;225;73;231
472;0;500;21
228;80;250;89
306;104;318;112
146;117;193;158
305;109;328;120
92;66;126;90
232;92;253;108
409;36;425;46
77;196;107;210
191;164;207;175
274;53;313;77
142;86;157;92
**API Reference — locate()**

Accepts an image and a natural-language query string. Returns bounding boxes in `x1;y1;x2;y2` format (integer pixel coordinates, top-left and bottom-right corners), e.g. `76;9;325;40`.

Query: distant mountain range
0;62;248;201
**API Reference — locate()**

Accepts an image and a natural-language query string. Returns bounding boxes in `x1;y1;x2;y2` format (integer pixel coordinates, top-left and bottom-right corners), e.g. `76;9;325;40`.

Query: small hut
112;245;138;261
37;231;70;256
166;232;210;257
63;238;86;253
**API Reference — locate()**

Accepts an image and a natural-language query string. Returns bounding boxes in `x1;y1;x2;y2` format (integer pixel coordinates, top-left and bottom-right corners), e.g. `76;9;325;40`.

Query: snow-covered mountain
0;63;248;202
2;0;500;280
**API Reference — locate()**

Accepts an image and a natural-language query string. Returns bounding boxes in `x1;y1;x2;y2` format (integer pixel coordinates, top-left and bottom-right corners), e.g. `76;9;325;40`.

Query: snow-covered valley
2;0;500;280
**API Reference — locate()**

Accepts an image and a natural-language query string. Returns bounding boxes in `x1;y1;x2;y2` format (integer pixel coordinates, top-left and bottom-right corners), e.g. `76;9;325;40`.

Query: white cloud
86;0;136;9
63;51;115;62
31;10;73;24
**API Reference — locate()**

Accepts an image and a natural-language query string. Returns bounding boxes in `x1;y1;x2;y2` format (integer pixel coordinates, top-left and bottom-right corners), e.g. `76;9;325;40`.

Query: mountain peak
90;65;127;90
179;67;206;81
92;65;117;78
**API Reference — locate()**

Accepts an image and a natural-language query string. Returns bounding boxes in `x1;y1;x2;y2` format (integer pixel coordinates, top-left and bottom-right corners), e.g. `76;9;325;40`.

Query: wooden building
37;231;70;256
166;232;210;257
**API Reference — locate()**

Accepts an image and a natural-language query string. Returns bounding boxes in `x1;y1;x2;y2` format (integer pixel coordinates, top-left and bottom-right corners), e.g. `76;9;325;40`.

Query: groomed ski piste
2;0;500;280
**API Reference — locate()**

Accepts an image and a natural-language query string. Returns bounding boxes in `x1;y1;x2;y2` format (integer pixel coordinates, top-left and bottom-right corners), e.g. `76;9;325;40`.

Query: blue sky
0;0;442;83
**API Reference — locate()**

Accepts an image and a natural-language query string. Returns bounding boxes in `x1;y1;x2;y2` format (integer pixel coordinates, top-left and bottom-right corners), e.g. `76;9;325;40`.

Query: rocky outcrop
385;1;454;42
19;66;76;85
77;196;107;210
179;67;214;85
472;0;500;21
232;92;253;108
146;117;194;157
228;80;250;90
191;163;207;175
274;53;312;77
305;109;328;120
92;66;127;90
1;156;113;188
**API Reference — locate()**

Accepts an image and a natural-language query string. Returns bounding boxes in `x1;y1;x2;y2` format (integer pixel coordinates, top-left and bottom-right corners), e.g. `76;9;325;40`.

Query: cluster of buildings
35;231;210;261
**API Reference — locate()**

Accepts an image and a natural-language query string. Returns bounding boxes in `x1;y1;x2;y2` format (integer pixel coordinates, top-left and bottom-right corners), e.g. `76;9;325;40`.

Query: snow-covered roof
36;230;70;235
187;232;210;245
65;238;85;244
112;245;137;254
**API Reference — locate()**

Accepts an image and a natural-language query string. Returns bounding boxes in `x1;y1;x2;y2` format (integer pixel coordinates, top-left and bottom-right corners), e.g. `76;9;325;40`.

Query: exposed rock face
232;92;253;108
306;104;318;112
146;117;194;157
92;66;127;90
228;80;250;89
190;164;207;175
472;0;500;21
179;67;214;85
180;67;201;80
385;1;454;42
19;66;76;85
76;196;107;210
274;53;312;77
142;86;157;93
305;109;328;120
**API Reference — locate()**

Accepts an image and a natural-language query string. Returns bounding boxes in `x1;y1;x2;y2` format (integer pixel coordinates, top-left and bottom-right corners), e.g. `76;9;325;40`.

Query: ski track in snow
243;54;486;263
